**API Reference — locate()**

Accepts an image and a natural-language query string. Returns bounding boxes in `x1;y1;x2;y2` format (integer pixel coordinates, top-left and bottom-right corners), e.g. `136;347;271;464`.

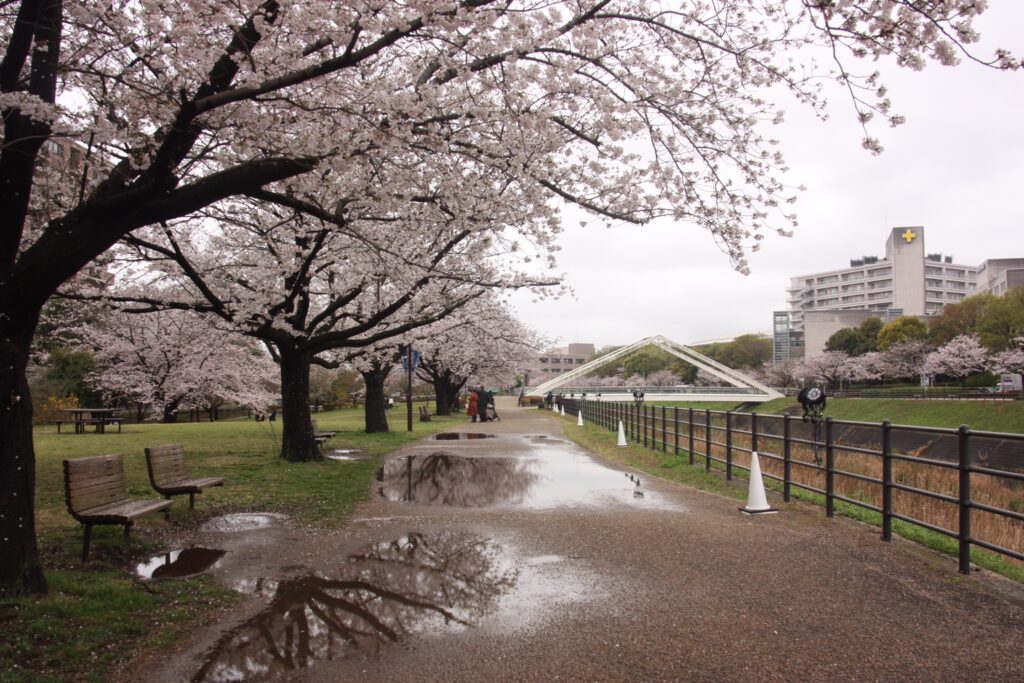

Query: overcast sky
510;2;1024;350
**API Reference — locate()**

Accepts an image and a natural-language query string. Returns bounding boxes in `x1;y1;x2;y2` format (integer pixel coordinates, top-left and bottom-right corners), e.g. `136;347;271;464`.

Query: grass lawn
2;406;461;683
644;397;1024;434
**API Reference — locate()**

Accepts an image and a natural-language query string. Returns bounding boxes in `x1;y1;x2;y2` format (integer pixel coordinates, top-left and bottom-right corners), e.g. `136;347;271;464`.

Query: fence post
661;406;667;452
725;411;733;481
688;408;695;465
751;411;759;453
674;407;680;456
881;420;892;542
705;409;712;471
783;413;791;502
633;403;639;443
825;417;835;518
958;424;972;575
643;405;648;447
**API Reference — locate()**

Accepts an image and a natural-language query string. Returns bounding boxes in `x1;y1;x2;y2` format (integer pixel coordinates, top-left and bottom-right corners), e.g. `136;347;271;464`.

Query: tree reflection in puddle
136;547;226;580
193;531;516;682
378;453;538;507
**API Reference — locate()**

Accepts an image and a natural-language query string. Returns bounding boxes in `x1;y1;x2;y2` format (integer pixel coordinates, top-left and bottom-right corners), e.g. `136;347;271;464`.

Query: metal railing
553;398;1024;575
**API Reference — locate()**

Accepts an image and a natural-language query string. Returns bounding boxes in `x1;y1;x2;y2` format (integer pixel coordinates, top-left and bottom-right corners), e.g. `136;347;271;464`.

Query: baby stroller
484;404;500;422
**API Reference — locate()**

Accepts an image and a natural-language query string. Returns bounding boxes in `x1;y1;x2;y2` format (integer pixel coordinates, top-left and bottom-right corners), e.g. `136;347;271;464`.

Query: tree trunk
0;319;47;595
445;382;463;415
432;377;452;416
162;398;181;423
278;346;317;461
362;363;390;434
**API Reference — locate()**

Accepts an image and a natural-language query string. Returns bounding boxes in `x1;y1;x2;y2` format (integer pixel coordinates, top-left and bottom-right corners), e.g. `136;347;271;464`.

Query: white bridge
525;335;782;403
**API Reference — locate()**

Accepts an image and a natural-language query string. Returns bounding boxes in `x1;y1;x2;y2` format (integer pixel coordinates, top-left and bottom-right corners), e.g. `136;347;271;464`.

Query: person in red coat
467;390;479;422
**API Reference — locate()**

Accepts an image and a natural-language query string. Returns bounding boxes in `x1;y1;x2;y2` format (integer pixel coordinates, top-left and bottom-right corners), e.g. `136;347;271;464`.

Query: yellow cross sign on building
901;228;917;243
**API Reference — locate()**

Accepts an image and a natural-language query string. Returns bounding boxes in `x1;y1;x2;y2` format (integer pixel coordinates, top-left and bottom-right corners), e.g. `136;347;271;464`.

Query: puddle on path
136;548;226;580
326;451;369;462
201;513;287;533
377;449;681;510
192;531;516;682
433;432;496;440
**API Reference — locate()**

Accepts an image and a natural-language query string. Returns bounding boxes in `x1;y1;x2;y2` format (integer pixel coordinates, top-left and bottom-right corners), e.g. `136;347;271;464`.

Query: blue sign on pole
401;350;420;373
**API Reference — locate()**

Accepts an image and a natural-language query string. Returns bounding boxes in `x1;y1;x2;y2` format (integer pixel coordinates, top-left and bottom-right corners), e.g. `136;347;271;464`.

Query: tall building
531;343;596;385
776;227;1021;359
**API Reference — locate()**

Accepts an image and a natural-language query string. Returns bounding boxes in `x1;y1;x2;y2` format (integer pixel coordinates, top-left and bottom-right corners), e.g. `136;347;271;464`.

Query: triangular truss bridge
526;335;782;403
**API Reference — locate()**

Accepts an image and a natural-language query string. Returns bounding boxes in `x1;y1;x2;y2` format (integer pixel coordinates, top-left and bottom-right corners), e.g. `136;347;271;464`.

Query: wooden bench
419;405;432;422
64;454;172;561
311;419;336;443
144;444;224;509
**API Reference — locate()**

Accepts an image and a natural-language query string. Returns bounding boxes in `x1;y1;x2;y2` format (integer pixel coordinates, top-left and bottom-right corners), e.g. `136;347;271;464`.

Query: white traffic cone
577;410;584;427
617;420;627;447
559;405;565;417
740;451;778;515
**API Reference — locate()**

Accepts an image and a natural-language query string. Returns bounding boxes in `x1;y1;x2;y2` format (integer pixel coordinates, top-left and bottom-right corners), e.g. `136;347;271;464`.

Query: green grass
562;418;1024;585
4;407;461;683
643;397;1024;433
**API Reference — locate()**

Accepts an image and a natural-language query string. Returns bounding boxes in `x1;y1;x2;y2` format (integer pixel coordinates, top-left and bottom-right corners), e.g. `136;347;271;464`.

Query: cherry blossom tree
81;308;277;422
923;334;989;387
878;339;932;382
3;0;1019;594
844;351;887;384
757;359;801;388
798;351;851;388
414;300;540;416
645;369;683;387
990;338;1024;376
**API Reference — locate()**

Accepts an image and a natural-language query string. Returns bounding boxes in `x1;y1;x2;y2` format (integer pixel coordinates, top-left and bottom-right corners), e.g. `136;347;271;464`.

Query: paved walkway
148;398;1024;682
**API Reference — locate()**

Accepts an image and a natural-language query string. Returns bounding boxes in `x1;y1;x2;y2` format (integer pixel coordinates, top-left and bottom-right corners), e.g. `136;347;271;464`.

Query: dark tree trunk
432;377;452;416
446;382;463;413
278;345;317;461
162;398;181;423
424;369;466;416
361;363;391;434
0;319;47;595
135;402;147;422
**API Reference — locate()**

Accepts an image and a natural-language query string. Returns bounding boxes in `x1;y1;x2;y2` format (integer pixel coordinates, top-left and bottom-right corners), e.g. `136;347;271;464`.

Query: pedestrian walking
467;390;479;423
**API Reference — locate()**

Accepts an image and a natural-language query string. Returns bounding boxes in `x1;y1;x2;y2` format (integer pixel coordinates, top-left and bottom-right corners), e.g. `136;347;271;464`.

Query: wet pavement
137;398;1024;683
376;443;679;510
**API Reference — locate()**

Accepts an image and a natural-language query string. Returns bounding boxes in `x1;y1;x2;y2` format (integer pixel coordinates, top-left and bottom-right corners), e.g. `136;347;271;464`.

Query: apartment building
530;343;596;385
775;227;1020;359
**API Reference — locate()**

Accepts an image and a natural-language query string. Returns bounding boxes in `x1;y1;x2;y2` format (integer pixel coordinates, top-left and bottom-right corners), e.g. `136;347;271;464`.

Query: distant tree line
762;286;1024;389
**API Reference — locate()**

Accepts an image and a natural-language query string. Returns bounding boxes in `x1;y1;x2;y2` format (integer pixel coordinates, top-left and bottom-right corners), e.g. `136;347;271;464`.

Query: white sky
511;2;1024;350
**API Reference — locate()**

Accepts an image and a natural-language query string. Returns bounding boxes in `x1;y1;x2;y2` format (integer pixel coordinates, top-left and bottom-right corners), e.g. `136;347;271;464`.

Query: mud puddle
201;513;287;532
136;547;226;580
377;449;681;510
433;432;496;440
192;531;517;682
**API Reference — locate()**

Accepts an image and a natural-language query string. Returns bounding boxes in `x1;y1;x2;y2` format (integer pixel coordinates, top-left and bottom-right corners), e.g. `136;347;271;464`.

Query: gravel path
145;398;1024;682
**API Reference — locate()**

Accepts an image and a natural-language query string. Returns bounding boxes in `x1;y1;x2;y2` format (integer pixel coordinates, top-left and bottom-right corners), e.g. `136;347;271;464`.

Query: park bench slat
81;499;171;519
65;457;122;476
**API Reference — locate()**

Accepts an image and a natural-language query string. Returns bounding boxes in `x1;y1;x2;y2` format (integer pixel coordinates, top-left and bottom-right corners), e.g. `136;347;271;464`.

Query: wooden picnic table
57;408;122;434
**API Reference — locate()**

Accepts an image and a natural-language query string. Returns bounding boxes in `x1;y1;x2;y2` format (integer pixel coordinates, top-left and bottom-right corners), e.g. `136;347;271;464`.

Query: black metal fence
555;398;1024;575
